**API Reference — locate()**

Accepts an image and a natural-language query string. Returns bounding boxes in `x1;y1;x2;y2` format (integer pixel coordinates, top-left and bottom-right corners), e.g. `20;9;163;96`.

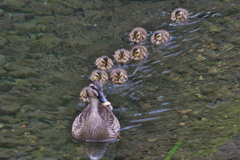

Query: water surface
0;0;240;159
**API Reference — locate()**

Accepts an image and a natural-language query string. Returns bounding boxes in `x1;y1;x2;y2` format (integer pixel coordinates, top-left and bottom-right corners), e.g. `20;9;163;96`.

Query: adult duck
72;81;120;141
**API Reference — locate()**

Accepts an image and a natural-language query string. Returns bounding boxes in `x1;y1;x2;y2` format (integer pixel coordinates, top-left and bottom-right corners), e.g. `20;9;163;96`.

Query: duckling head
80;87;90;102
153;32;162;43
133;30;141;42
131;48;141;60
96;56;113;71
172;10;183;21
114;50;130;63
102;57;110;69
111;69;127;84
90;70;108;83
175;10;184;19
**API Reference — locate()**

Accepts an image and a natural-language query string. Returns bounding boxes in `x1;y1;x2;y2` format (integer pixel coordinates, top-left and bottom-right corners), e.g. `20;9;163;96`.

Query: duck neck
90;97;100;115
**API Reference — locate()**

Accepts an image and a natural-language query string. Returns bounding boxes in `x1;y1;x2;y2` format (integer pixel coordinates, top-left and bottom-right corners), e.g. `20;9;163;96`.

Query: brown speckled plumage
151;30;170;45
114;49;130;63
95;56;114;71
72;81;120;141
130;45;148;60
171;8;188;22
110;68;128;84
129;27;147;43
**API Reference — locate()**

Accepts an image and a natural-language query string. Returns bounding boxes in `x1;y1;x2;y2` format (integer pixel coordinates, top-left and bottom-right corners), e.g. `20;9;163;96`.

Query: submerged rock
0;0;24;12
210;25;224;32
0;67;7;77
4;62;37;78
0;104;20;115
38;34;61;49
9;67;37;78
0;36;7;45
219;43;235;52
13;22;45;35
32;3;53;16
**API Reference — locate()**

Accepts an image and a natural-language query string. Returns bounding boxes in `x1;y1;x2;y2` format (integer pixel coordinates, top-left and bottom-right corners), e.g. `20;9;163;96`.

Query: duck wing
98;104;121;136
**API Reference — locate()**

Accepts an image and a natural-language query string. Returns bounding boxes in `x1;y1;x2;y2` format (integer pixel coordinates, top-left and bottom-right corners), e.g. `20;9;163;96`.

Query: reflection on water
0;0;240;159
82;142;114;160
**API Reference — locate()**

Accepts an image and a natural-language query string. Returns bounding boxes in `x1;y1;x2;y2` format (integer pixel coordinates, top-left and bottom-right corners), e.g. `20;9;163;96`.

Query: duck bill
171;17;176;21
171;17;177;23
98;90;111;105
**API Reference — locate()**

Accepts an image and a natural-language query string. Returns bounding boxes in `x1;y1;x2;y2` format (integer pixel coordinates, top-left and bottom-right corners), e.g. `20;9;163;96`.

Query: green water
0;0;240;159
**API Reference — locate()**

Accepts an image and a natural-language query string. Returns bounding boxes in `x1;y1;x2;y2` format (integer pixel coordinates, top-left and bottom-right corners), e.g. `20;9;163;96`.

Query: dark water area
0;0;240;159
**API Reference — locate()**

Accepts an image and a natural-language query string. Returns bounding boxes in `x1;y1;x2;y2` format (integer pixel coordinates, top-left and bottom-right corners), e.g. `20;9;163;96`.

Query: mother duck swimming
72;81;121;141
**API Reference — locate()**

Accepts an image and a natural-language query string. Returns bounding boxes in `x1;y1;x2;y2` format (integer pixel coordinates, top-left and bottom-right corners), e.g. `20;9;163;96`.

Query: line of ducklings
72;8;189;142
89;7;188;85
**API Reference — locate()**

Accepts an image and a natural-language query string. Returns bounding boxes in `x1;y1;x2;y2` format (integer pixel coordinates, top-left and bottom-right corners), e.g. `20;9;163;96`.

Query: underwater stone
209;25;224;32
0;138;19;147
0;148;16;159
0;0;24;12
32;3;53;15
4;62;37;78
4;63;22;71
147;137;158;143
13;22;45;35
0;67;7;77
219;43;234;52
0;81;14;92
38;34;61;49
9;67;37;78
0;105;20;115
0;36;7;45
36;16;55;25
50;3;74;15
13;13;25;22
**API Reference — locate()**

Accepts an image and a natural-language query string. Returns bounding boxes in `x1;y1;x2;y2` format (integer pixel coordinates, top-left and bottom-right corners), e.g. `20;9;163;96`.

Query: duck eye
134;50;140;56
177;13;182;17
102;60;106;64
95;74;101;79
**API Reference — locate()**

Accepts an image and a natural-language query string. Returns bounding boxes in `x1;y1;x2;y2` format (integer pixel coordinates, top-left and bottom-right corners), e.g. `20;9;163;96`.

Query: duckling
110;68;128;84
114;49;130;63
171;8;188;22
130;45;148;60
72;81;121;141
90;70;109;84
80;87;90;102
95;56;114;71
151;30;170;45
129;27;147;43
